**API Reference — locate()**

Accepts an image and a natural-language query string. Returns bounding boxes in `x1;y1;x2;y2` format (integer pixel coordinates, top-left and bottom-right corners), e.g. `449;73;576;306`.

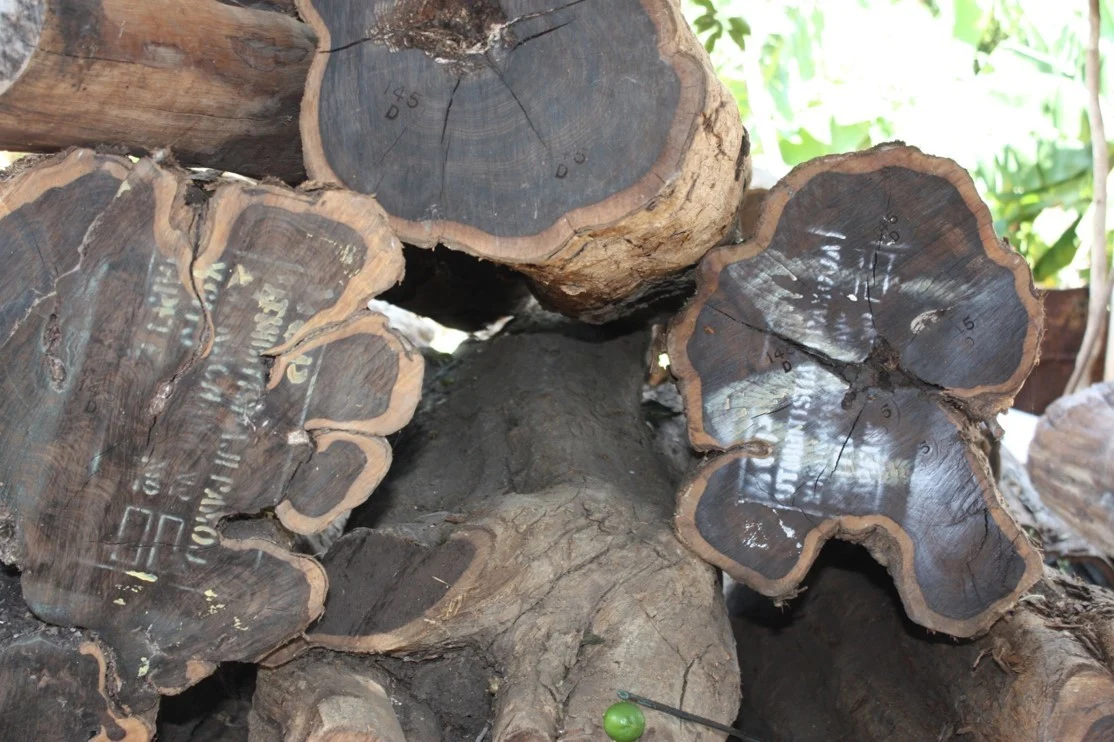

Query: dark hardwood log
0;0;314;181
0;149;421;710
730;547;1114;742
0;568;154;741
262;328;740;741
668;143;1045;637
1028;382;1114;556
295;0;750;321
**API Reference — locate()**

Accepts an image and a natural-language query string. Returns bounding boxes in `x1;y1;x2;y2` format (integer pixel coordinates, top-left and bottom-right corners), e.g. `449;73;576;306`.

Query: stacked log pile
2;1;1114;740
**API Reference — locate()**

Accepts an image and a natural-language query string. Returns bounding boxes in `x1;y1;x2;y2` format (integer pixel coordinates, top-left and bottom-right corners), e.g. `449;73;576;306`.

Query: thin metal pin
616;690;761;741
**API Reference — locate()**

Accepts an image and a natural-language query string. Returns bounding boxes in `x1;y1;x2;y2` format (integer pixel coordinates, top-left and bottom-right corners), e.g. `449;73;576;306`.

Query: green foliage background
685;0;1112;285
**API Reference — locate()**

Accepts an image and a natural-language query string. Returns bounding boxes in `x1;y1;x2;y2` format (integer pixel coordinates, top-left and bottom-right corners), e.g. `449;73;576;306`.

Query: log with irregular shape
0;149;421;709
668;143;1045;637
262;328;740;741
0;569;154;741
0;0;314;181
296;0;749;321
1028;382;1114;557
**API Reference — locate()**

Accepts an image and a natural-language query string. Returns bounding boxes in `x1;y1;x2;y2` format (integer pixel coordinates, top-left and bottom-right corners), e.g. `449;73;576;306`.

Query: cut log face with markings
668;143;1045;637
0;149;422;710
296;0;750;321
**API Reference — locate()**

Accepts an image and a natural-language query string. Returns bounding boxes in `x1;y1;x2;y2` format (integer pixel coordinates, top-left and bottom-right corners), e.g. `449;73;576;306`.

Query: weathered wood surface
1000;447;1114;587
296;0;749;321
0;149;421;710
731;548;1114;742
0;0;314;181
1028;382;1114;556
263;327;740;741
669;143;1044;637
0;568;154;741
251;650;408;742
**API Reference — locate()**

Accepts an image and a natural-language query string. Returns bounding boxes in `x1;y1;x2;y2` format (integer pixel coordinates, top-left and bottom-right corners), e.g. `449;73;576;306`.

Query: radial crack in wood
262;329;740;741
0;569;155;741
0;149;421;709
668;143;1045;637
296;0;749;321
0;0;314;181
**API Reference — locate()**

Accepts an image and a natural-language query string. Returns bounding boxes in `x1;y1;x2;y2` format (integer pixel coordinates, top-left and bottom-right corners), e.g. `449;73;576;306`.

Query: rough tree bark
730;548;1114;742
668;143;1045;637
1028;382;1114;556
0;149;421;712
0;568;155;740
295;0;750;321
0;0;315;181
254;327;740;741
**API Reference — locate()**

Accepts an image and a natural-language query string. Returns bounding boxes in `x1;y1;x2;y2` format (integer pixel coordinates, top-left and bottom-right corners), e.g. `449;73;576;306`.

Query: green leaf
1032;214;1084;282
777;128;830;166
953;0;984;46
704;26;723;53
727;17;751;50
692;15;716;32
829;119;873;153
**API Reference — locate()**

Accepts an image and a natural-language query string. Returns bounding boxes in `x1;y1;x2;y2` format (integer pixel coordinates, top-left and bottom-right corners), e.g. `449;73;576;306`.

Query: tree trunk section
295;0;750;321
731;548;1114;742
0;149;421;711
1028;382;1114;556
0;0;314;181
259;326;740;741
668;143;1045;637
0;568;155;740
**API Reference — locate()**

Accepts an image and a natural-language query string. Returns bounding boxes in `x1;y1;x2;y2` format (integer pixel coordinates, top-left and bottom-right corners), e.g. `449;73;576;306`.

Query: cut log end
297;0;748;318
1028;381;1114;557
669;143;1044;637
0;149;421;705
0;570;154;741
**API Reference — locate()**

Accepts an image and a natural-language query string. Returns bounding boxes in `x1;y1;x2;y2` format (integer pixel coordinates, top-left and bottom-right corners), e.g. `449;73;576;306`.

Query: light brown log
296;0;750;321
0;0;314;181
1000;447;1114;586
1028;382;1114;555
250;650;410;742
669;143;1044;637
